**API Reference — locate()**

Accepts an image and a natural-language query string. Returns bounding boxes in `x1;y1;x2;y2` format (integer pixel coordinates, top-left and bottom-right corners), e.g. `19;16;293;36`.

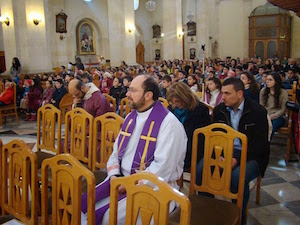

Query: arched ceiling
267;0;300;17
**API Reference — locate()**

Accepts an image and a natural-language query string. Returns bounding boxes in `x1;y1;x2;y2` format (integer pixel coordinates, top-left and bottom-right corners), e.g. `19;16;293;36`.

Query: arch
68;15;108;60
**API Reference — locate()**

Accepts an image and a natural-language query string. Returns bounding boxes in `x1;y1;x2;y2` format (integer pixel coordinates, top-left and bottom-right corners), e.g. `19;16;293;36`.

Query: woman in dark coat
25;77;43;121
167;82;211;170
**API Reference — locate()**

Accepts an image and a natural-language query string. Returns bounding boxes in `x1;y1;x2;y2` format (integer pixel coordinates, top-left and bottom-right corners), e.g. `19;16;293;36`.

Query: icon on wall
77;20;96;55
155;49;161;60
190;48;196;59
56;10;68;33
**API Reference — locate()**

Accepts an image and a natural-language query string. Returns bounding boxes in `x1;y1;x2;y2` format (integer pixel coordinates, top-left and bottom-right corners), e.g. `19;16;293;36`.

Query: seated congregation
0;56;299;225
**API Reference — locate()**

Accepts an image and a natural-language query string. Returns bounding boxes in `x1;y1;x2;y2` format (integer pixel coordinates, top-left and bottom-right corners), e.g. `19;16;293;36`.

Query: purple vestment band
81;101;169;224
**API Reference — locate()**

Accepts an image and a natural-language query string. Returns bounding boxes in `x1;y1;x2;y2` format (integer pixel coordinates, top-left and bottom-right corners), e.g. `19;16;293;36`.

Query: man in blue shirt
197;78;270;224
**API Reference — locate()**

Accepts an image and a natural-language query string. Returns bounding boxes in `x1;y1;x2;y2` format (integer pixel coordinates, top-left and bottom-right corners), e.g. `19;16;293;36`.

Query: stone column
196;0;209;59
108;0;136;67
123;0;136;65
162;0;183;60
0;0;17;74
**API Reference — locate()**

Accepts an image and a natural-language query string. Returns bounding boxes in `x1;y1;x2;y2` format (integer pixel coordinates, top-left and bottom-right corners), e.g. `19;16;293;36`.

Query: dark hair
259;65;266;70
223;65;230;70
12;57;21;69
142;76;160;101
60;65;65;69
241;71;259;96
179;70;187;76
207;77;222;91
263;72;282;108
75;79;83;90
162;75;172;82
124;75;133;82
188;74;201;90
222;77;245;93
47;80;53;86
235;65;243;71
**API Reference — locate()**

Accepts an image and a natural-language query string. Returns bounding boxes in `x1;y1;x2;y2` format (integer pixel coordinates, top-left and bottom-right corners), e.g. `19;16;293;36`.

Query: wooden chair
65;108;94;170
59;93;74;124
277;81;297;162
103;93;117;112
41;154;95;225
92;112;123;171
0;82;19;126
109;172;191;225
0;80;4;93
36;104;62;169
120;97;132;118
1;140;38;225
159;97;169;108
0;139;2;214
170;123;248;225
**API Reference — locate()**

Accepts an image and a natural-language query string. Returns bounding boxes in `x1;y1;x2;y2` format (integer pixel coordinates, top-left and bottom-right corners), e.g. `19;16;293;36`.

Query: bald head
68;79;81;94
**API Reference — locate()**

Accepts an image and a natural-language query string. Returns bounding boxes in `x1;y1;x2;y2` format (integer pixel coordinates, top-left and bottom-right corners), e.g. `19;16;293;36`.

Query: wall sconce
0;16;10;26
127;24;135;33
33;18;42;25
161;33;164;37
60;34;66;40
178;31;184;38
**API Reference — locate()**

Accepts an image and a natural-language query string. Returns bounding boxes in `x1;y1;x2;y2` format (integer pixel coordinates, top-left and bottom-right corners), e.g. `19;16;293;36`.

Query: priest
81;75;187;225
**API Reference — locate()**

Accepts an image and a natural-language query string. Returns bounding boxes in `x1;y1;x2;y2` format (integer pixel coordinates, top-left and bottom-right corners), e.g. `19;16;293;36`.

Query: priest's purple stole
81;101;169;224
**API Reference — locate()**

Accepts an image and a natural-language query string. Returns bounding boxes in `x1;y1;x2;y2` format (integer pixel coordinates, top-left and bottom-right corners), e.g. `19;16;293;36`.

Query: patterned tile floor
0;117;299;225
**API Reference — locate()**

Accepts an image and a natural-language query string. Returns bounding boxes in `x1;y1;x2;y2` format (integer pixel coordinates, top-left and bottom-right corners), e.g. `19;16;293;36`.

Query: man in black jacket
197;78;270;224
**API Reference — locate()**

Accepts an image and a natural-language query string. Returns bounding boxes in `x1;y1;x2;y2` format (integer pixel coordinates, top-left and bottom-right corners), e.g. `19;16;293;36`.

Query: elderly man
68;79;112;118
81;75;187;225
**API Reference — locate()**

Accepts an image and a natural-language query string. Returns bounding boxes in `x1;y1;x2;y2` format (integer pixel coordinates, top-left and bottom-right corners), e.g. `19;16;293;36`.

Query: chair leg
286;132;291;162
256;176;261;204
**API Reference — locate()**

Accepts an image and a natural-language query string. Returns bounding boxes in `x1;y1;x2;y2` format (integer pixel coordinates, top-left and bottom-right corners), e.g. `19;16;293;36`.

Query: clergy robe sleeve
143;113;187;184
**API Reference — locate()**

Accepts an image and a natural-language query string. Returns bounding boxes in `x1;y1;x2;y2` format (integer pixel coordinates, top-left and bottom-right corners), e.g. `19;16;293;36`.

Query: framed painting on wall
77;20;96;55
56;10;67;33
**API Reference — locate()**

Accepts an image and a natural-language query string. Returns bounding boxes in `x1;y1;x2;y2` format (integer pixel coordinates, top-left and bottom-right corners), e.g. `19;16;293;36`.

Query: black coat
213;97;270;177
170;102;211;169
51;87;68;108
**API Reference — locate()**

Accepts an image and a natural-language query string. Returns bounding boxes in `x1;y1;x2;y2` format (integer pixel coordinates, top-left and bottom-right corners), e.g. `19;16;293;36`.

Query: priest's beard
129;95;146;110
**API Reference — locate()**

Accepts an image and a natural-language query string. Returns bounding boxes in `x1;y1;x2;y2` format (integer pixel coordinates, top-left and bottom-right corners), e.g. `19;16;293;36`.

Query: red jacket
0;87;14;105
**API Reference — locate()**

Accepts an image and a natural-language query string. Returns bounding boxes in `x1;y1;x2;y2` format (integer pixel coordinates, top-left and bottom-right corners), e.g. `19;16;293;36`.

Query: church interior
0;0;300;224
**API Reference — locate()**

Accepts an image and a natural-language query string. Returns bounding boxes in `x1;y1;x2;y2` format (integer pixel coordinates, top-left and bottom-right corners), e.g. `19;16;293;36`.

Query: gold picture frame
77;20;96;55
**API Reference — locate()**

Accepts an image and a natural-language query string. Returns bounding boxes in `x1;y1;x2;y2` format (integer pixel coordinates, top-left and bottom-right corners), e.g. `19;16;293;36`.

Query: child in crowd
187;74;201;92
109;77;122;110
40;80;55;106
20;79;31;110
202;77;223;108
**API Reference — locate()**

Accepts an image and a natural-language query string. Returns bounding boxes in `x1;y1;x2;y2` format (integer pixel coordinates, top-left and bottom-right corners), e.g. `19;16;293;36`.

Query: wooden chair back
1;140;38;225
159;97;169;108
120;97;132;118
92;112;124;171
110;172;191;225
103;93;117;112
65;108;94;170
41;154;95;225
190;123;247;223
278;81;297;162
37;104;62;154
0;80;4;92
0;138;2;212
59;93;74;124
0;82;19;126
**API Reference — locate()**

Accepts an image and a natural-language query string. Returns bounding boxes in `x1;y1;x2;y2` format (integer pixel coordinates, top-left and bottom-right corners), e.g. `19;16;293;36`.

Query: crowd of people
0;55;299;225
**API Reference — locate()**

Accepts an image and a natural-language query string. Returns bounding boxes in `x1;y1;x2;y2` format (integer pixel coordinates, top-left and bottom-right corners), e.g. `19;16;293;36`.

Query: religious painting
152;23;161;38
155;49;161;60
56;10;67;33
187;21;196;36
190;48;196;59
77;21;96;55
